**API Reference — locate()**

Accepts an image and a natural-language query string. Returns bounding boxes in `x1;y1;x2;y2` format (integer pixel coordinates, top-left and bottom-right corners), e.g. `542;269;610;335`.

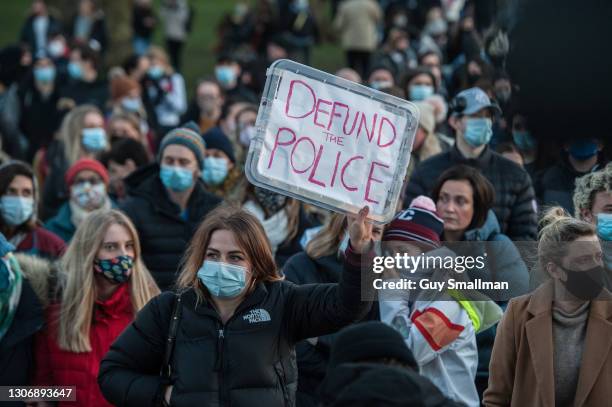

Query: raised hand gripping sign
245;60;419;224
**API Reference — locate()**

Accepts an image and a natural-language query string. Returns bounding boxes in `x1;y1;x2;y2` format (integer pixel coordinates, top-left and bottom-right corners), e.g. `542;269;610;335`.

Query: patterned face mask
93;255;134;284
253;186;287;215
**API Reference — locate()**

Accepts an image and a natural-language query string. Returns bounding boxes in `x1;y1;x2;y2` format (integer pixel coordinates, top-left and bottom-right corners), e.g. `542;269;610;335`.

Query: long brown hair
57;209;159;352
177;205;282;300
58;104;105;165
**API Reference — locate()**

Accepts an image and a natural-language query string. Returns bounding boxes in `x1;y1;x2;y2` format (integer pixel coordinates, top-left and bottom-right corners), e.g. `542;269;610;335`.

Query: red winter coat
33;283;134;406
16;226;66;259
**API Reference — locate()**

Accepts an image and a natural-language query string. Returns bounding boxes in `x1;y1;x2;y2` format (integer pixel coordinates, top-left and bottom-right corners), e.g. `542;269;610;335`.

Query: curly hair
573;162;612;219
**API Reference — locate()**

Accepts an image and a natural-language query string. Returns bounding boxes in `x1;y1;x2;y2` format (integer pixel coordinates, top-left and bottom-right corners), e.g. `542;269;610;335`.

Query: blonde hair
305;213;347;259
573;162;612;219
57;209;159;352
146;46;173;74
537;206;596;271
58;105;105;165
177;205;282;302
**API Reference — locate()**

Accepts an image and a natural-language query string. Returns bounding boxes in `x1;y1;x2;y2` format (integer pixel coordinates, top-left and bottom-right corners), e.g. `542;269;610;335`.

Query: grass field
0;0;344;98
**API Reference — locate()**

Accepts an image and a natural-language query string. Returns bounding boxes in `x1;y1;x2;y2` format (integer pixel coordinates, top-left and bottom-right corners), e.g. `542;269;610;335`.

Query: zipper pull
214;328;225;371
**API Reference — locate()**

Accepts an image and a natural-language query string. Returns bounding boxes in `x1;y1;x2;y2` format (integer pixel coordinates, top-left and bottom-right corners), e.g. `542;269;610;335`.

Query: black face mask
253;186;287;215
558;264;605;300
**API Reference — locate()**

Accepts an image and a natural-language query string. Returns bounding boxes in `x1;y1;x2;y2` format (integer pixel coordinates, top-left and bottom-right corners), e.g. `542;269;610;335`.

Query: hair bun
538;206;569;230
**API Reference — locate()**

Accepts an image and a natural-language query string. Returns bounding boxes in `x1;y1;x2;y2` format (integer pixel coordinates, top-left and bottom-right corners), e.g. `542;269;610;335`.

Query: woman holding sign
98;204;374;407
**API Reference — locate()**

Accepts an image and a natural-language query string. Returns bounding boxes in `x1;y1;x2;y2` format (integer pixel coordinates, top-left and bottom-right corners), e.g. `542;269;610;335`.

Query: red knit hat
383;196;444;249
64;158;109;187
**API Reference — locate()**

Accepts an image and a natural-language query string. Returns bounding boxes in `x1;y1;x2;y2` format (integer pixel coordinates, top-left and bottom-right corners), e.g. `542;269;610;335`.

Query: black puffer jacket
404;145;538;241
283;253;343;407
283;252;380;407
119;164;222;290
98;248;372;407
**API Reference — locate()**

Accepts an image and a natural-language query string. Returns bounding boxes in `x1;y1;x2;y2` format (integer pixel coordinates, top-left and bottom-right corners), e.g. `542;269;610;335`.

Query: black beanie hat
203;126;236;164
329;321;417;370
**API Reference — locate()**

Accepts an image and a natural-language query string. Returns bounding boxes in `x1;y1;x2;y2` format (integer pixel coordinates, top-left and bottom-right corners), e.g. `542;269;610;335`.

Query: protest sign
245;60;419;223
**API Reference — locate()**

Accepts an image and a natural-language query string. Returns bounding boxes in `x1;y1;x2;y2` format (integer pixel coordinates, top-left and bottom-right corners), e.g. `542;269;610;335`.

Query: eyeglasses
74;177;102;185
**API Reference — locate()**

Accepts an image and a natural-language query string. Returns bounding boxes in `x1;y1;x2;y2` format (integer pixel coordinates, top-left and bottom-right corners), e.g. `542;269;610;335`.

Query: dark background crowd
0;0;611;406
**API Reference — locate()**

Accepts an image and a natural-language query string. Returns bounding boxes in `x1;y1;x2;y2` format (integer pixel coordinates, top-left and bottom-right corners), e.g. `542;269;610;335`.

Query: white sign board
245;60;419;223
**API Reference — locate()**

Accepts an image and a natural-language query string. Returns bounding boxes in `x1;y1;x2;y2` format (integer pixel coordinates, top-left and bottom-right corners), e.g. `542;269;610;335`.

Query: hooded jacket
119;163;221;290
98;247;372;407
404;145;538;241
379;246;503;407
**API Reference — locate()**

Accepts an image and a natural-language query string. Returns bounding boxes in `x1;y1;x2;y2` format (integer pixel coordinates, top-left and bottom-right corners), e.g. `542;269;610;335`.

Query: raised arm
284;206;375;342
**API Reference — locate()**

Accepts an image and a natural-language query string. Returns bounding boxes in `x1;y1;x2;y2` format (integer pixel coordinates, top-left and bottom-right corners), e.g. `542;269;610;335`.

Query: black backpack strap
161;292;183;379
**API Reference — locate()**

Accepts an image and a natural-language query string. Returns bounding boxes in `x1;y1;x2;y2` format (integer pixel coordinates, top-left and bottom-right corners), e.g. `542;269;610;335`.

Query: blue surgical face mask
369;80;393;90
147;65;164;80
0;196;34;226
197;260;247;298
409;84;434;101
463;117;493;147
202;157;229;186
598;213;612;241
160;165;194;192
82;127;108;152
215;66;236;88
568;140;599;160
512;131;536;151
68;61;83;80
34;66;56;84
291;0;309;12
121;97;142;112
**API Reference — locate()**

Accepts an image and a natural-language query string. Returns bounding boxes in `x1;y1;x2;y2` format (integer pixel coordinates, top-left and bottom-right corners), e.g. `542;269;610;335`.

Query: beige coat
484;281;612;406
333;0;382;51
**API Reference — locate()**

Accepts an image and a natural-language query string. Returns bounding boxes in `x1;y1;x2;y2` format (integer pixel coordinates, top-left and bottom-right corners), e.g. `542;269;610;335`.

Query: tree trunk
99;0;133;67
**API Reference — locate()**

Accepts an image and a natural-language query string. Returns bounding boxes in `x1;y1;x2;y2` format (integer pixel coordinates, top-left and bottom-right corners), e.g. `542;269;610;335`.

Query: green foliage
0;0;343;99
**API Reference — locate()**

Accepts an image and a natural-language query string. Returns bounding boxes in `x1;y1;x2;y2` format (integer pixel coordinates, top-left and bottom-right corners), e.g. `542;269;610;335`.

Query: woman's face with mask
206;229;251;270
547;234;604;300
197;82;222;114
109;118;141;142
201;229;254;298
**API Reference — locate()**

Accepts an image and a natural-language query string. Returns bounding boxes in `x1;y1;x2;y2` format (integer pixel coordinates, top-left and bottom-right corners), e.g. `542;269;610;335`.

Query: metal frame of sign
245;59;419;224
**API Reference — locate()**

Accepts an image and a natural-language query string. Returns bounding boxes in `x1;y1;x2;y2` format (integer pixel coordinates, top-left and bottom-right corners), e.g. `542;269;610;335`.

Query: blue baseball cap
452;87;502;116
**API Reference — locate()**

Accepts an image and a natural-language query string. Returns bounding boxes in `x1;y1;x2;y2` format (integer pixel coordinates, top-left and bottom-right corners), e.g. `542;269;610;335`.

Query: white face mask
71;182;106;209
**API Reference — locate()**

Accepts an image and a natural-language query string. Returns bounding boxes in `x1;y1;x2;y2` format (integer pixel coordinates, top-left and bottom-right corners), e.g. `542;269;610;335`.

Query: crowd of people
0;0;611;406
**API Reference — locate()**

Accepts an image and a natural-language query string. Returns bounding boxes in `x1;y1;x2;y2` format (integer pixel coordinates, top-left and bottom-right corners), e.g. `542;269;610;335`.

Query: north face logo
243;308;272;323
